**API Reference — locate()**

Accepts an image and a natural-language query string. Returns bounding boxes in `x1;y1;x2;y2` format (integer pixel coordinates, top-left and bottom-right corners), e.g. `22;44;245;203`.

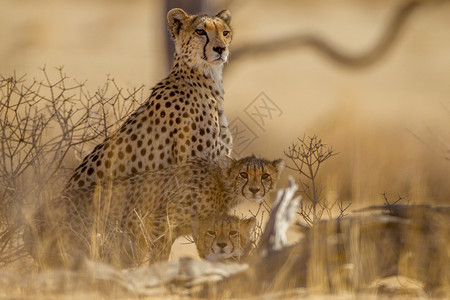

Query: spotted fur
64;8;233;192
24;156;283;267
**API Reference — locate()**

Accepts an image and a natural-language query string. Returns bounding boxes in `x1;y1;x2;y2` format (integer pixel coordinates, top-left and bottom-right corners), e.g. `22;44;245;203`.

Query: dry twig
284;135;346;226
0;67;144;265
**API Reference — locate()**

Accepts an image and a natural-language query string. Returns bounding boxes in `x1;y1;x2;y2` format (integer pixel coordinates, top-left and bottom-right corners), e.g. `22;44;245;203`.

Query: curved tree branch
229;0;445;69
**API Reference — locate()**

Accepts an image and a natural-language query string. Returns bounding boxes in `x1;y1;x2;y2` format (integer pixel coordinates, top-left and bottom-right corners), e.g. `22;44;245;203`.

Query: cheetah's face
224;156;285;203
192;215;256;262
168;9;232;67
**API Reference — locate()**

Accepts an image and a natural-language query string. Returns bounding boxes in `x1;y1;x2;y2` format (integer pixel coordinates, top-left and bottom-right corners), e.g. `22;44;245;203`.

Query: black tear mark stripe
203;33;209;60
260;164;267;196
241;163;250;197
260;175;268;196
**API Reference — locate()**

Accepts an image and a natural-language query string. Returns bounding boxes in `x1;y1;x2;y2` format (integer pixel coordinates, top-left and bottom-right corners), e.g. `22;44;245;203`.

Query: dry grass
1;0;450;297
313;102;450;208
0;67;144;267
1;67;448;298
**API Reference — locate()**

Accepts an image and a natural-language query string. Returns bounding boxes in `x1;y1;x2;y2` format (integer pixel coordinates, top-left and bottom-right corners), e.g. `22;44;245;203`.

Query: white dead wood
256;177;301;257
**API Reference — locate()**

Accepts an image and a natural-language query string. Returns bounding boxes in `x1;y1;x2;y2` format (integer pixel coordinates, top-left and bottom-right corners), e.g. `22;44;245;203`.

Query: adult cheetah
65;8;234;191
24;156;283;267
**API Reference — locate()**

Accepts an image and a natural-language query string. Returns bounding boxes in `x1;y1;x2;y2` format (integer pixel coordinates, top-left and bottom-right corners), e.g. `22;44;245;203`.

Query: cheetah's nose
217;242;228;249
249;187;260;195
213;46;226;55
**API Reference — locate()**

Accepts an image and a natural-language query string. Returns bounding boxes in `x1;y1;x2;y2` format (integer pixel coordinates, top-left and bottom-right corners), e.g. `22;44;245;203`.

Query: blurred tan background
1;0;450;256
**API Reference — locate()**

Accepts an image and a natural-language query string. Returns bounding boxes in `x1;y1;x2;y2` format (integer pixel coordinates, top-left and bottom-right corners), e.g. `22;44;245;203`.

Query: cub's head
192;215;256;262
221;155;284;203
167;8;232;68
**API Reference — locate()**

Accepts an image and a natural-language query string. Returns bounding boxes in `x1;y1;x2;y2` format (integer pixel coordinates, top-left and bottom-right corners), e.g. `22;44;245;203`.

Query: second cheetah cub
192;214;256;262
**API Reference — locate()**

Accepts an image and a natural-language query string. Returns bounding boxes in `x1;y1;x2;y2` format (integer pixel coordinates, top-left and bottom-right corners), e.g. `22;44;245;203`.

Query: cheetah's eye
195;29;207;36
239;172;248;179
223;30;230;37
207;231;216;236
229;230;238;236
261;173;271;180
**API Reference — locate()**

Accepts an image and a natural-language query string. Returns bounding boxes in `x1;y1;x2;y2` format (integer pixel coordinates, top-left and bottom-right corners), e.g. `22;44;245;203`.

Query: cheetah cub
64;8;234;192
25;156;283;267
192;215;256;262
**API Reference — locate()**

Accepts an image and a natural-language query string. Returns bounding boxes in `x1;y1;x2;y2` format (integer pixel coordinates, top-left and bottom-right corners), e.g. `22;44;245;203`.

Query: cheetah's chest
64;74;229;191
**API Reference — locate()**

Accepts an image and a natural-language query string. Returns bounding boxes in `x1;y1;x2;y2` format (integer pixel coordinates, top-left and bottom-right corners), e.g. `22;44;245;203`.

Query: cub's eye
239;172;248;179
195;29;206;36
261;173;271;180
223;30;230;37
207;231;216;236
229;231;238;236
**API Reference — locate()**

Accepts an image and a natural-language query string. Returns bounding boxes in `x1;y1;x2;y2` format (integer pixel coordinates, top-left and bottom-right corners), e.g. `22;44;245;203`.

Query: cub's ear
216;9;231;26
218;155;235;170
167;8;189;38
272;159;285;173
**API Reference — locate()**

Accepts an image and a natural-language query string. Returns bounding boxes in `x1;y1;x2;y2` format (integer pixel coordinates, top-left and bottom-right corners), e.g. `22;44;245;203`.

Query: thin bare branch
284;135;338;226
0;67;144;265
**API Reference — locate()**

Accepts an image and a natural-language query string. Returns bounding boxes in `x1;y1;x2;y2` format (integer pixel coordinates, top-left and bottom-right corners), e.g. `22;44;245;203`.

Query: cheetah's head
222;155;285;203
192;215;256;262
167;8;232;69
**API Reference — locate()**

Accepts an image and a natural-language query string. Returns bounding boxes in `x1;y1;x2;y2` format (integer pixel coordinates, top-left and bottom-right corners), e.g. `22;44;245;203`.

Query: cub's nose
249;187;260;195
217;242;228;249
213;46;226;55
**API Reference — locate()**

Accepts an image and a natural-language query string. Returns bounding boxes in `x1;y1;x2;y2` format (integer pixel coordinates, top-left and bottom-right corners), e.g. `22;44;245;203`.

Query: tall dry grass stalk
0;67;144;266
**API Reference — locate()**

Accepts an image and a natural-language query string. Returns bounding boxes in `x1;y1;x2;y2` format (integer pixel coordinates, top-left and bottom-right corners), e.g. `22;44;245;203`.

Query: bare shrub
246;203;269;250
0;66;144;265
284;135;350;226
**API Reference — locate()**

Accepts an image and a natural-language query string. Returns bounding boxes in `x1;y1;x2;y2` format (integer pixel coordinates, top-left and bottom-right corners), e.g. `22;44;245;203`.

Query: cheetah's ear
272;159;285;173
218;155;235;170
216;9;231;26
167;8;189;38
